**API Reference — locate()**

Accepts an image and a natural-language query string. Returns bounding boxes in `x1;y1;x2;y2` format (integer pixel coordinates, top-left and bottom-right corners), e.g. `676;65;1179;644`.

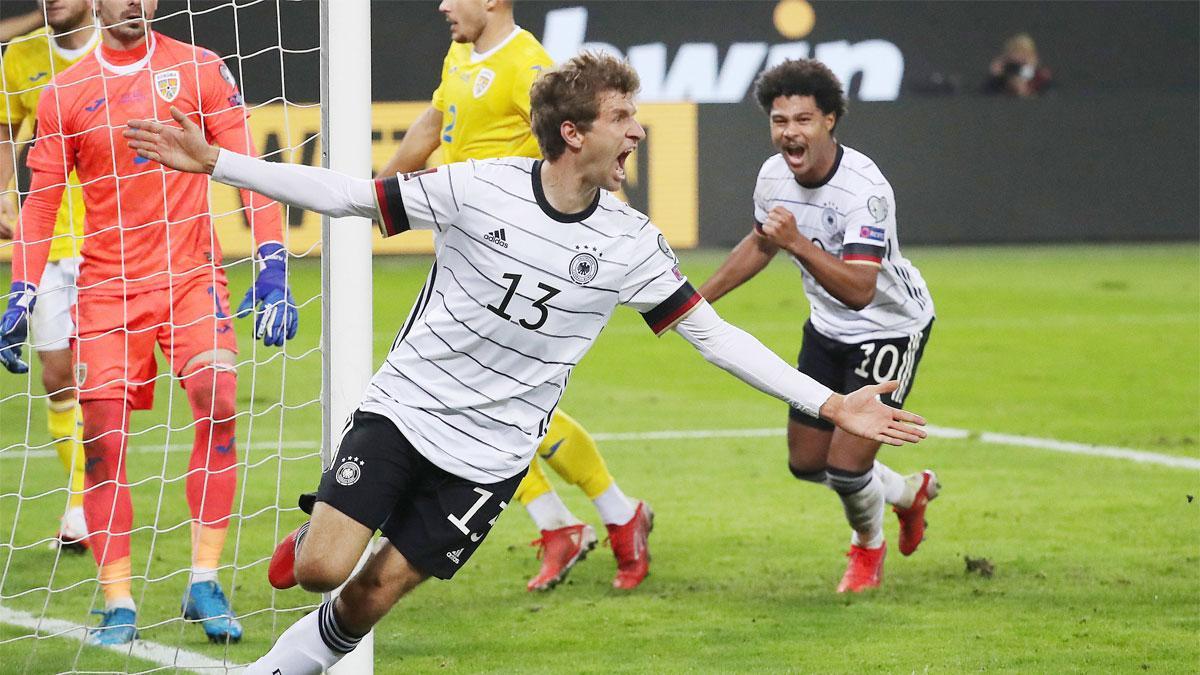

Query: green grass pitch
0;243;1197;672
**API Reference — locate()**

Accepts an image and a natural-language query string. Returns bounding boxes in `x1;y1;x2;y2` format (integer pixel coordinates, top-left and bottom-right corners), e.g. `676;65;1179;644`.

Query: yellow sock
99;557;133;606
47;399;86;509
541;409;614;500
190;522;229;571
514;455;553;506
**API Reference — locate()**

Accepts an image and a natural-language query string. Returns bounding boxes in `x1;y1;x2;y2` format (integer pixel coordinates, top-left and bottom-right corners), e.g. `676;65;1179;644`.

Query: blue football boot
87;607;138;645
183;580;243;644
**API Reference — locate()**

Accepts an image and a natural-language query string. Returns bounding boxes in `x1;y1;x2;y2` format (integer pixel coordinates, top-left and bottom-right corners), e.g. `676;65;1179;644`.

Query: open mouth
615;148;633;180
782;145;807;166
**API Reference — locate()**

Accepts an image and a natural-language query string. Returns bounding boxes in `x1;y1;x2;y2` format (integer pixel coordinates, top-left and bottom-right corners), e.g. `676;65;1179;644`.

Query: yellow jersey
1;26;96;262
431;28;552;163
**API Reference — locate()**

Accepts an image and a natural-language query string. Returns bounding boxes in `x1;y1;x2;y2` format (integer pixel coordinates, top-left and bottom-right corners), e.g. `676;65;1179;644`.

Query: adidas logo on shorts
484;228;508;248
446;548;464;564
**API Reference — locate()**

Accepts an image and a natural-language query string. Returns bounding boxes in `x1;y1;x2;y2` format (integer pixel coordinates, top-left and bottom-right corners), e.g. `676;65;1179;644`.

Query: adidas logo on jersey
446;548;465;564
484;228;509;248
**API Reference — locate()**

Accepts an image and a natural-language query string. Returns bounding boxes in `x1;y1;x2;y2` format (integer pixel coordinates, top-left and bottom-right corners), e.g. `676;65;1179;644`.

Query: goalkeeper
1;0;98;554
0;0;295;647
376;0;652;592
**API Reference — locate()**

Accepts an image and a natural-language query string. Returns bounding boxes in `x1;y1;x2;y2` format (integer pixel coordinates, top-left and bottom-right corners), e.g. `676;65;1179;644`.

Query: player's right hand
125;106;220;175
0;282;37;374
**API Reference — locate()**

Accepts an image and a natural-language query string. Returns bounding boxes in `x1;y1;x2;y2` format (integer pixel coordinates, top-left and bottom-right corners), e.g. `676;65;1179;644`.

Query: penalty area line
0;605;238;674
4;425;1196;471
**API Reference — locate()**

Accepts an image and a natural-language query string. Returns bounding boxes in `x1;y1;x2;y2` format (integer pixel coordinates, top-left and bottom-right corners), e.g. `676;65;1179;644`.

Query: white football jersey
361;158;699;483
752;145;933;342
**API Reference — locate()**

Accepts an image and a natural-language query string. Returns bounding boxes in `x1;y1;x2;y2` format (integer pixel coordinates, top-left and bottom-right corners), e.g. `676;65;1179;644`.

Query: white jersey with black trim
752;144;934;342
365;157;700;483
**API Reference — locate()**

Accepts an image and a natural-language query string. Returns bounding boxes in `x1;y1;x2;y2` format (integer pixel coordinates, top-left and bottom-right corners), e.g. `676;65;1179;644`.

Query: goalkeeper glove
237;242;298;347
0;282;36;374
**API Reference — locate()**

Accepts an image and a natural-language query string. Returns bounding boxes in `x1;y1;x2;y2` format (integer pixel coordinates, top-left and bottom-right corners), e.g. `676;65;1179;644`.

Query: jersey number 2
442;104;457;143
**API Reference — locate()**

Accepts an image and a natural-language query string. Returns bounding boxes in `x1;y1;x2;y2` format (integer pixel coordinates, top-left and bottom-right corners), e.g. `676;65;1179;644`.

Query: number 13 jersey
362;158;700;483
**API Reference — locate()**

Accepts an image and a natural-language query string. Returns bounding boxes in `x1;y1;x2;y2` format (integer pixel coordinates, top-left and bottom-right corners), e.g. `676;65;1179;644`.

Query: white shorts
31;257;79;353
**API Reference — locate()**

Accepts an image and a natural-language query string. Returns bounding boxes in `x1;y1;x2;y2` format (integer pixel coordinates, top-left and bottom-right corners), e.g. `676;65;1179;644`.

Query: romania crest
154;70;181;102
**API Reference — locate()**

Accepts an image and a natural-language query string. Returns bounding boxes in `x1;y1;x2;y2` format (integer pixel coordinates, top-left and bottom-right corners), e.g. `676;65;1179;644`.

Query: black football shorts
789;319;933;430
315;410;526;579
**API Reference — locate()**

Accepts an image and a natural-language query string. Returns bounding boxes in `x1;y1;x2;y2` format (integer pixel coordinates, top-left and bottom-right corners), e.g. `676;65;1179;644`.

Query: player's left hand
821;380;928;446
237;242;298;347
758;206;803;251
0;282;37;374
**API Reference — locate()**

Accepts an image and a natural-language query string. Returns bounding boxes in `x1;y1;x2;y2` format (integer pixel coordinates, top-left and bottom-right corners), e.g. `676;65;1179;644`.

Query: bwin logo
484;228;509;248
541;6;904;102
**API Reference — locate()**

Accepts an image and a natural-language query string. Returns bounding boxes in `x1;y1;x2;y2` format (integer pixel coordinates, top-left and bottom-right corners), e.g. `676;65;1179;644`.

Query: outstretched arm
672;301;926;446
126;107;379;220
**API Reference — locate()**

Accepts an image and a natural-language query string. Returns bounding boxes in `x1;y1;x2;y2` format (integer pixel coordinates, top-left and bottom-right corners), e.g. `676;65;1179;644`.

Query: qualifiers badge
154;70;181;102
867;195;889;223
473;68;495;98
657;233;677;262
569;252;599;285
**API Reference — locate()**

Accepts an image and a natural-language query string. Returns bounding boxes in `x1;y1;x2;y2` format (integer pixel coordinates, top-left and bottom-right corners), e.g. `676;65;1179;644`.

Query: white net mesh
0;1;326;671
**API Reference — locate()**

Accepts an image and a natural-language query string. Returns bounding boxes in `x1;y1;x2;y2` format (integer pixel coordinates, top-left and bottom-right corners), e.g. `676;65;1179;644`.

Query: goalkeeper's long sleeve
212;149;380;222
673;301;834;419
11;169;65;288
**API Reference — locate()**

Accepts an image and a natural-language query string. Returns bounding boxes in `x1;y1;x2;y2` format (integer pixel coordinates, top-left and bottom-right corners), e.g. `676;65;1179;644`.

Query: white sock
525;491;581;531
838;474;885;549
873;460;910;507
189;567;218;584
105;597;136;612
244;606;343;675
592;483;637;526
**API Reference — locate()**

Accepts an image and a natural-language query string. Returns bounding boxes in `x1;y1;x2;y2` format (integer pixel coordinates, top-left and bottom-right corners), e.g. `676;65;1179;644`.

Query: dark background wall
4;0;1197;245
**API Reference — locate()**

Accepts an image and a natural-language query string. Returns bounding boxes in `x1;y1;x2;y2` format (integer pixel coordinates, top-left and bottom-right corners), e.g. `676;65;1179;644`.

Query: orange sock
190;523;228;581
98;557;133;607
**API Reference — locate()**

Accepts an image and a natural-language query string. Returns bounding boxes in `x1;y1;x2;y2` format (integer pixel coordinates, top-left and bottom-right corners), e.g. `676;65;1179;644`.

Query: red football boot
526;523;598;591
268;522;309;590
607;501;653;590
837;543;886;593
893;470;941;556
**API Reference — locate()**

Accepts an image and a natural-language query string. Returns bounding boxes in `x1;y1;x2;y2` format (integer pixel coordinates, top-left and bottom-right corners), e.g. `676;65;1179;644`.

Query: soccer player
0;0;98;553
698;59;939;593
126;51;926;674
1;0;296;645
378;0;651;592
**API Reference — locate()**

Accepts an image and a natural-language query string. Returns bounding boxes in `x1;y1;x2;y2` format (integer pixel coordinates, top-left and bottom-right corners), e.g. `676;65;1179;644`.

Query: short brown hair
530;52;640;161
754;59;847;125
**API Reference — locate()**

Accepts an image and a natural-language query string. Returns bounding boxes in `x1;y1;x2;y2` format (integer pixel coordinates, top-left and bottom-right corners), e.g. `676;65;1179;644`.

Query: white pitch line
0;605;240;673
3;425;1196;470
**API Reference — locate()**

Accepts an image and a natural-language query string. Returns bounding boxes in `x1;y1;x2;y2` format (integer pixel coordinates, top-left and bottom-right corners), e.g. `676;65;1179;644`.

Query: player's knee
294;556;350;594
184;368;238;422
40;367;75;400
788;462;829;485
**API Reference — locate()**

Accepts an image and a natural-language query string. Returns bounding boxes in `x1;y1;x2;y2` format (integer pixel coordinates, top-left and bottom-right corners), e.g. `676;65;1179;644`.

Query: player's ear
560;120;584;152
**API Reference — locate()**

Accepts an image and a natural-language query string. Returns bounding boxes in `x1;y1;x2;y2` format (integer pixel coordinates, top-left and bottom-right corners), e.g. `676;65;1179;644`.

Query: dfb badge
821;207;837;229
474;68;495;98
569;252;599;285
154;70;180;102
867;195;889;223
335;456;365;486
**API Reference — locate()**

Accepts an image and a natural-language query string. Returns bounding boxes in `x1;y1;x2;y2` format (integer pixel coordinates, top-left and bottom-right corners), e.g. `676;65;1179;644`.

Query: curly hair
530;51;640;161
753;59;847;125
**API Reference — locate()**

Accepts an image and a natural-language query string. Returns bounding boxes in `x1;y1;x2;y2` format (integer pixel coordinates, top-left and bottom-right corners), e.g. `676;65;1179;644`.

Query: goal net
0;1;366;671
